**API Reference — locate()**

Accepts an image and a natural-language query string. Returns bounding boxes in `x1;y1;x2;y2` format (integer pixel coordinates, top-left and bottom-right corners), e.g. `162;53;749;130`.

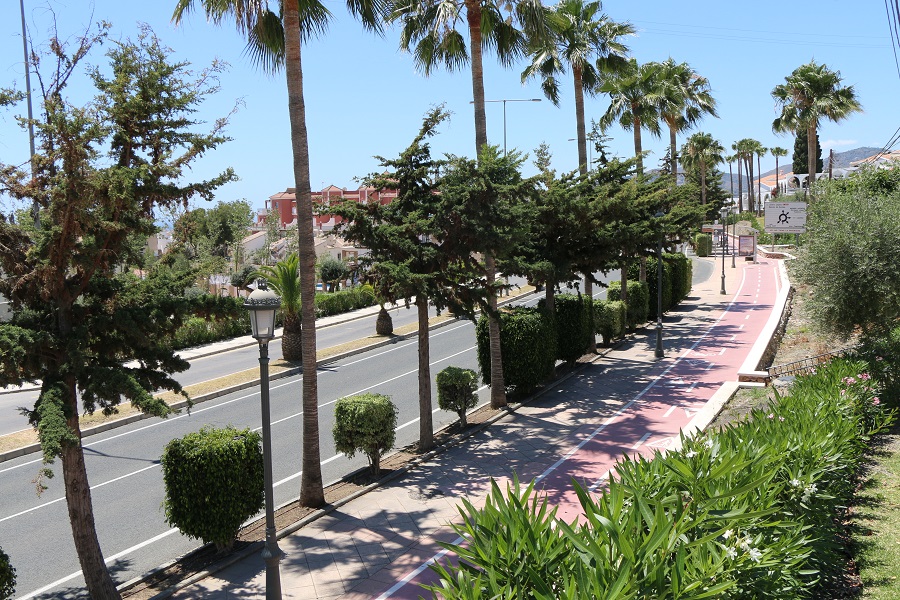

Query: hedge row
169;284;377;349
536;295;593;366
476;307;556;394
426;348;897;598
607;280;649;330
593;299;626;346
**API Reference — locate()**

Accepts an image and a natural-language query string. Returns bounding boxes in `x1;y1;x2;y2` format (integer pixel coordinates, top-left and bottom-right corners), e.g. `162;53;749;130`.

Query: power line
637;27;889;49
634;19;888;41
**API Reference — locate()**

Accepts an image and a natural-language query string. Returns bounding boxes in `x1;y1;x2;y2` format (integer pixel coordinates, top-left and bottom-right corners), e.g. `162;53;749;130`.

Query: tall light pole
245;285;284;600
655;210;665;359
568;134;595;171
720;207;728;295
473;98;541;154
19;0;39;229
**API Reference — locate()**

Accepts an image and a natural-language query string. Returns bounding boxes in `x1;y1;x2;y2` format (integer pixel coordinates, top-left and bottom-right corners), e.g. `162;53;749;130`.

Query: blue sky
1;1;895;216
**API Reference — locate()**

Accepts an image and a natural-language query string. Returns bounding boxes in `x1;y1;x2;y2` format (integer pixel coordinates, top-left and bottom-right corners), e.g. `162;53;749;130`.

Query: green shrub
427;349;898;599
665;252;692;303
539;294;591;365
694;232;712;256
436;366;479;427
594;299;626;346
627;259;673;320
333;393;398;476
0;546;14;600
353;284;376;309
476;307;556;394
315;286;376;317
607;280;649;329
161;426;264;552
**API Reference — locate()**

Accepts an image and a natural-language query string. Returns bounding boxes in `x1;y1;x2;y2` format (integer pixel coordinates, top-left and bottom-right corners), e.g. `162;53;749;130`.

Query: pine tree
792;132;823;175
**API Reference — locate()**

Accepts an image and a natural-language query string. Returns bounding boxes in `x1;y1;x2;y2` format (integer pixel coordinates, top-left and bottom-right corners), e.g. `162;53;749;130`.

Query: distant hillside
719;146;883;191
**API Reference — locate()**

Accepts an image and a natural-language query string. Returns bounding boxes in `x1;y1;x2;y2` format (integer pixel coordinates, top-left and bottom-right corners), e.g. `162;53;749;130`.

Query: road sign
765;202;807;233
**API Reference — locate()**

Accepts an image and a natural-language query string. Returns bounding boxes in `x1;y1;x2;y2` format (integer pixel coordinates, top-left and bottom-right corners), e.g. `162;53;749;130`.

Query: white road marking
631;432;652;450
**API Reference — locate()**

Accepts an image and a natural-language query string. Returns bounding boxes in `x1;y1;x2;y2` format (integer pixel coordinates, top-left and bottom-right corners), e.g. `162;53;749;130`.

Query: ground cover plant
424;345;896;599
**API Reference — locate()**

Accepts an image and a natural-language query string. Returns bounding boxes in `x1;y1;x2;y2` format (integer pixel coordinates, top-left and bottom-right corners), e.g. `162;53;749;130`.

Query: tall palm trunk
756;152;762;213
632;108;643;174
466;0;506;408
669;124;678;179
573;65;595;353
775;155;780;196
737;156;743;213
416;294;434;451
807;123;817;190
700;159;707;205
57;304;119;599
745;155;755;213
284;4;324;508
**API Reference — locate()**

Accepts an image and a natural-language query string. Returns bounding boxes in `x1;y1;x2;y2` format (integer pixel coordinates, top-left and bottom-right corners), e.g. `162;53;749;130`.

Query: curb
737;257;792;383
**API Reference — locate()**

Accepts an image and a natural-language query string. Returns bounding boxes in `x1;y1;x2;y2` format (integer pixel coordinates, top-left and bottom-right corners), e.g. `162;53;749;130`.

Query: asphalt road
0;263;719;598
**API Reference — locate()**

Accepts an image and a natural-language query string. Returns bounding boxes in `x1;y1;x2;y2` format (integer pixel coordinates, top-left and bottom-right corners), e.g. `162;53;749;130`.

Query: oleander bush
607;280;649;330
425;348;897;599
161;426;264;553
476;307;556;394
594;299;626;346
539;294;591;365
333;393;398;476
0;546;14;600
436;366;479;427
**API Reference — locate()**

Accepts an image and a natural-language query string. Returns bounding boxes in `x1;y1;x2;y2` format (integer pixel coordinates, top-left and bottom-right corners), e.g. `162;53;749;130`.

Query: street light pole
655;211;665;358
720;207;728;295
245;286;284;600
19;0;39;230
476;98;542;154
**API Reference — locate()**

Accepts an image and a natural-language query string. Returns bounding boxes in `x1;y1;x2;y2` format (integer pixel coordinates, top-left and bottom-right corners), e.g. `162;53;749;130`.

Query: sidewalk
165;254;788;600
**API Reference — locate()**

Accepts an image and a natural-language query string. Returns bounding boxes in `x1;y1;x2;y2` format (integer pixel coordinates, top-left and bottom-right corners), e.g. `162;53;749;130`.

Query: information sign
764;202;807;234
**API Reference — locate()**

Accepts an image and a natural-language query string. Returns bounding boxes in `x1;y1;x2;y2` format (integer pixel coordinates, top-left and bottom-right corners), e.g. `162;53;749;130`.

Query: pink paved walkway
171;256;785;600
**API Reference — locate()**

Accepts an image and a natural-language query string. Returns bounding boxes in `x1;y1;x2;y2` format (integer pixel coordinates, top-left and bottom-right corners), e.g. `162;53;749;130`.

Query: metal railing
767;345;858;379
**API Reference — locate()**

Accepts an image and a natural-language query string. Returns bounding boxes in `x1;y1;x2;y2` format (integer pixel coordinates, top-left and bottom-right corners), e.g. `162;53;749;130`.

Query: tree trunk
467;0;505;408
284;4;324;508
757;152;762;213
376;306;393;335
545;282;555;315
573;67;596;353
775;155;780;196
632;110;643;175
737;154;743;213
746;156;754;213
807;123;817;190
700;160;707;205
416;294;434;452
669;124;678;179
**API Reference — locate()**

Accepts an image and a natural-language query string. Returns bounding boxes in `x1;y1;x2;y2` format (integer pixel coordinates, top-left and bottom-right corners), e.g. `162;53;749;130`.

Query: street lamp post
245;286;284;600
720;207;728;295
655;210;665;358
568;134;595;171
474;98;542;154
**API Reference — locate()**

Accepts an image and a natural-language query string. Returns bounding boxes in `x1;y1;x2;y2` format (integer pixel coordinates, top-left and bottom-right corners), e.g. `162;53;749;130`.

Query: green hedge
426;349;897;599
539;294;592;365
607;280;649;330
665;252;692;302
333;393;398;476
628;259;672;320
694;232;712;256
315;284;377;318
476;307;556;394
437;366;479;428
594;299;627;346
161;426;264;552
0;546;14;600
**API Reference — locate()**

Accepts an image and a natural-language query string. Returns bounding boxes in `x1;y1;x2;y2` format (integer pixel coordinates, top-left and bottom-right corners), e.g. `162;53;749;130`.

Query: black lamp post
473;98;542;154
720;207;728;295
245;286;283;600
655;210;665;358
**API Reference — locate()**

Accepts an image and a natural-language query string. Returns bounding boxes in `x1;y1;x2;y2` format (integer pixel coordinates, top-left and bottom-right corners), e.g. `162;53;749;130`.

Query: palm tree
521;0;632;352
392;0;547;408
772;60;862;189
731;141;745;213
755;144;767;211
681;132;724;205
658;58;717;179
770;146;788;197
254;253;302;361
173;0;385;508
598;58;665;175
734;138;759;212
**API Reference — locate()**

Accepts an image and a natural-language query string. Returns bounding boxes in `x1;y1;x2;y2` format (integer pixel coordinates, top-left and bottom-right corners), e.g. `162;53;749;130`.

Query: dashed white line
631;432;652;450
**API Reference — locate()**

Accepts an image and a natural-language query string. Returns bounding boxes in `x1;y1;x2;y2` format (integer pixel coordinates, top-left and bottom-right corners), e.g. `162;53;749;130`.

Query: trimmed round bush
607;280;649;329
437;366;479;427
476;307;556;394
0;546;15;600
594;299;626;346
161;426;264;552
333;393;398;476
694;233;712;257
540;294;591;365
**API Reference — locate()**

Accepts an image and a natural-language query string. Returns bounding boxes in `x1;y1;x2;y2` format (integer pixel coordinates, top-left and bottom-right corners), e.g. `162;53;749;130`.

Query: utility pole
829;148;834;180
19;0;39;229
